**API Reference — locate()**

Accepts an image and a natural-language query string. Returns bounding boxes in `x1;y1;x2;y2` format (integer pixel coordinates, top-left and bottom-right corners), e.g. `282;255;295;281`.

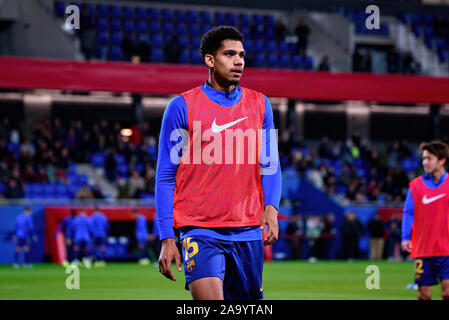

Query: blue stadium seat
254;53;265;67
68;184;80;198
109;5;121;19
267;40;276;52
149;8;160;20
162;9;174;21
54;1;66;17
96;18;108;32
115;154;126;165
96;4;108;18
97;32;109;45
177;23;188;35
215;12;226;25
123;6;135;20
264;15;275;27
81;3;95;16
279;41;288;53
179;35;188;47
191;36;201;50
303;55;314;70
163;22;174;35
253;14;263;25
253;26;264;39
109;46;122;60
137;20;148;34
264;27;275;40
267;53;278;67
179;49;189;64
201;24;211;35
43;184;56;198
136;7;148;20
241;26;251;39
151;48;164;62
96;45;108;59
186;11;199;24
199;11;211;24
116;163;129;175
254;40;264;52
191;51;202;64
151;34;163;48
138;33;150;45
55;183;68;196
110;19;121;32
292;55;302;69
110;32;123;46
175;10;187;23
225;12;238;26
244;39;253;53
239;13;251;27
279;53;291;68
123;20;135;33
150;21;161;34
190;24;200;37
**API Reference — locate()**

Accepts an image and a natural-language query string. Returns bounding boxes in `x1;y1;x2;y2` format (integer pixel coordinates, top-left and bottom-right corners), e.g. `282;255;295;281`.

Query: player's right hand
401;240;412;253
158;238;182;281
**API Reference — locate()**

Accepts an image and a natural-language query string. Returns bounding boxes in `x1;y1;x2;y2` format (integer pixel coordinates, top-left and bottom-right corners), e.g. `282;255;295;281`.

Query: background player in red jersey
401;141;449;300
155;26;282;300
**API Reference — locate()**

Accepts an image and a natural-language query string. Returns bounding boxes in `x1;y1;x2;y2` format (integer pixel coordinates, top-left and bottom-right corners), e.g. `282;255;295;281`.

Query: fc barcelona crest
186;259;196;273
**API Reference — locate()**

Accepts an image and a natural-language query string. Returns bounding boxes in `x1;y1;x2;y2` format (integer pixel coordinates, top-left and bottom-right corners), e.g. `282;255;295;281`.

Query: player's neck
430;168;446;184
208;73;236;92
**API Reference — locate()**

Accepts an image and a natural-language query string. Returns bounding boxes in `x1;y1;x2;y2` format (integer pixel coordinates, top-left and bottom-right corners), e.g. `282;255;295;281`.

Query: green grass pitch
0;260;440;300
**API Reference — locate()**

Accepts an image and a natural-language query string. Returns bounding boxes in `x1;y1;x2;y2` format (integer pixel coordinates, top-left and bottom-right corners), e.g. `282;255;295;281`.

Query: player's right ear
204;54;214;68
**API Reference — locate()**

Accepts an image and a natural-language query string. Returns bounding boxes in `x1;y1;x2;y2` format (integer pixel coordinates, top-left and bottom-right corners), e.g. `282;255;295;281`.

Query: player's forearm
261;163;282;212
401;189;414;242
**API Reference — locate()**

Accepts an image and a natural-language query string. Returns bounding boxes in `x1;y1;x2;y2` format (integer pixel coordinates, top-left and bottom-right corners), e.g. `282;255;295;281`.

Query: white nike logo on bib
422;194;446;205
211;116;248;133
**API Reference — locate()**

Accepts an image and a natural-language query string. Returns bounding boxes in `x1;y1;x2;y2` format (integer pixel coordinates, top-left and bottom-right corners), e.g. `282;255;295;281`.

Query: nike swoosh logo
211;116;248;133
422;194;446;205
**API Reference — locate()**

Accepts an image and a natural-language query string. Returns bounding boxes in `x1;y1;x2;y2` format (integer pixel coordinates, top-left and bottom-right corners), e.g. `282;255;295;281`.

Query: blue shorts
414;256;449;286
93;237;106;247
181;235;264;300
16;237;29;247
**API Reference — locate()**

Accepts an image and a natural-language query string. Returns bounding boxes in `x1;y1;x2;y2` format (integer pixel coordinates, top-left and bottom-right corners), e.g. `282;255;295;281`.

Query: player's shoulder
240;86;265;99
410;176;424;187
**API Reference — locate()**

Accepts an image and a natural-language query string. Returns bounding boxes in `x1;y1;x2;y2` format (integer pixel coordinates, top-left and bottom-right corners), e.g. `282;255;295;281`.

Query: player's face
422;150;445;174
208;39;245;86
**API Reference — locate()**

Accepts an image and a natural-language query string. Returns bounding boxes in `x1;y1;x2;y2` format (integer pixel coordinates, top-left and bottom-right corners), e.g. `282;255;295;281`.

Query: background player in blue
55;209;76;267
13;206;37;269
71;208;93;268
156;26;282;300
133;209;150;265
90;205;109;267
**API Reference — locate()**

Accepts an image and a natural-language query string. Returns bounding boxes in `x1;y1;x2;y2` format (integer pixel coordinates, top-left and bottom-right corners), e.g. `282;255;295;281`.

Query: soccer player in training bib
401;141;449;300
156;26;282;300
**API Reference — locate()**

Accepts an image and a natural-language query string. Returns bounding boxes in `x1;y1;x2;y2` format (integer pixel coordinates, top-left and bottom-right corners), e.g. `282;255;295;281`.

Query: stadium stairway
75;164;118;199
302;11;352;72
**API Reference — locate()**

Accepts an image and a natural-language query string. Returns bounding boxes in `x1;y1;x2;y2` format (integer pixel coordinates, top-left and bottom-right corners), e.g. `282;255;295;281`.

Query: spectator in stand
387;220;402;261
128;169;145;198
318;56;330;71
117;176;131;199
367;213;385;260
307;164;324;190
91;184;104;199
5;179;24;199
164;35;182;63
75;183;94;200
122;34;135;62
287;213;304;260
78;6;96;61
340;212;362;261
295;18;310;55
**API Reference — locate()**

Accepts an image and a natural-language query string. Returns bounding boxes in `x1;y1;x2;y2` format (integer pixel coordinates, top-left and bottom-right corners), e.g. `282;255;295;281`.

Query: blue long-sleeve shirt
55;215;76;239
156;82;282;241
14;213;35;239
401;172;448;242
71;215;92;242
90;211;110;238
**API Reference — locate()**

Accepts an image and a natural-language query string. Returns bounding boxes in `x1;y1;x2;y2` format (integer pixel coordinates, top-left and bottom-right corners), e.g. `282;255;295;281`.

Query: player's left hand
260;205;279;246
33;236;38;242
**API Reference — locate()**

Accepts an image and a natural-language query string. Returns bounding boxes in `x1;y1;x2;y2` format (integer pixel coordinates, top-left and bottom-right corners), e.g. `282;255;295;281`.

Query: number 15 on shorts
182;237;199;261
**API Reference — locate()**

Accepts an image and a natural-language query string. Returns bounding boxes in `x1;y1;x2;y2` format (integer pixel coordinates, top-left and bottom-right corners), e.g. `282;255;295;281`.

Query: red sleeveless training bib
173;86;265;228
409;175;449;258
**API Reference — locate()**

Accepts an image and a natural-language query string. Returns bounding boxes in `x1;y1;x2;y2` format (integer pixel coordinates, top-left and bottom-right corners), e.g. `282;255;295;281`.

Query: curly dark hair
199;26;244;58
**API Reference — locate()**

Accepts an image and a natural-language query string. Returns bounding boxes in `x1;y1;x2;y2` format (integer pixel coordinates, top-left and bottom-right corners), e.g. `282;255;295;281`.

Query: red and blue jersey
402;172;449;258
